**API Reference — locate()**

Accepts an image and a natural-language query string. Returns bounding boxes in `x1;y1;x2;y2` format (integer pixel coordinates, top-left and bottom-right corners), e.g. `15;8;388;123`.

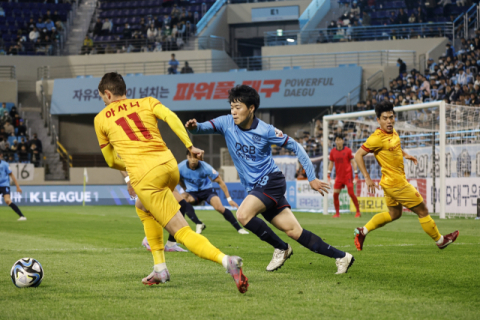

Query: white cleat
196;223;206;234
266;244;293;272
335;252;355;274
237;229;249;235
17;216;27;221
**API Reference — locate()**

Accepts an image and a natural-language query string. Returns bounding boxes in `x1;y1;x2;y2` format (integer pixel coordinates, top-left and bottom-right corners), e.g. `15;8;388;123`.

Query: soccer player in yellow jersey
353;101;459;251
94;72;248;293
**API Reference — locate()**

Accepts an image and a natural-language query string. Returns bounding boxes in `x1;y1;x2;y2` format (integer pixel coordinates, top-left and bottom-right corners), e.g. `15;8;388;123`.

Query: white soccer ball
10;258;44;288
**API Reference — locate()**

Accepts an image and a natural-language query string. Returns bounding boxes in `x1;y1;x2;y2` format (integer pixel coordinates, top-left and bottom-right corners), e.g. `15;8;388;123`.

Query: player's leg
401;184;459;249
236;195;289;252
332;188;342;218
137;161;248;292
208;195;246;233
181;192;206;233
4;193;26;221
354;190;401;251
346;180;361;218
270;206;354;274
134;199;170;285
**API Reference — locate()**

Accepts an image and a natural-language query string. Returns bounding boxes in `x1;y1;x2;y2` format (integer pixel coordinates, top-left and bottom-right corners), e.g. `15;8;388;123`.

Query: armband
124;176;130;183
227;197;232;202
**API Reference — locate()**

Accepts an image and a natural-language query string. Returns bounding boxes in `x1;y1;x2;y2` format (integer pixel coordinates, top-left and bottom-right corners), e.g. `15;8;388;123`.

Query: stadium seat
229;69;238;72
283;67;291;70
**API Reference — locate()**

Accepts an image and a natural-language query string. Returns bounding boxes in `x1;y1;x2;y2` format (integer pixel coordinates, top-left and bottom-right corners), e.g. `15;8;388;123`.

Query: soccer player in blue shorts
186;85;355;274
179;150;249;235
0;155;26;221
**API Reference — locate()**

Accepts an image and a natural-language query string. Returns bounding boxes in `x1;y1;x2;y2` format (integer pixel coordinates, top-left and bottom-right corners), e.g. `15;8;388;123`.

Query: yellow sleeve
362;132;382;153
94;114;126;171
150;98;193;149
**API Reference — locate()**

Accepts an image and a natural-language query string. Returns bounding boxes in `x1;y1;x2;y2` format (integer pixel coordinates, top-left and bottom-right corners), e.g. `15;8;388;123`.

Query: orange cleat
332;213;340;218
354;227;366;251
355;212;361;218
226;256;249;294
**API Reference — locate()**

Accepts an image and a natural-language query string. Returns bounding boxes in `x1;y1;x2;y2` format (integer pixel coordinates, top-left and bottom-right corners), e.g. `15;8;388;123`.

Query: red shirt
329;146;354;181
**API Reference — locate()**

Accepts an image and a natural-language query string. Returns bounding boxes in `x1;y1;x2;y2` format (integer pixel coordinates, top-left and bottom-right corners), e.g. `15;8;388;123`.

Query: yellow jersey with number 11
94;97;192;186
361;128;408;189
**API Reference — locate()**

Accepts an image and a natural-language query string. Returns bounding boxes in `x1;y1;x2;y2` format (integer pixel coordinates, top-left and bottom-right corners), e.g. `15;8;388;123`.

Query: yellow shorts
135;158;181;228
382;182;424;209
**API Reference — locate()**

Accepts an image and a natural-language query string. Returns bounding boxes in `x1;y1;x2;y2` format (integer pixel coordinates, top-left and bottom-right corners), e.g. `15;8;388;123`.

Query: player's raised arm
275;132;329;196
152;102;204;160
186;118;220;135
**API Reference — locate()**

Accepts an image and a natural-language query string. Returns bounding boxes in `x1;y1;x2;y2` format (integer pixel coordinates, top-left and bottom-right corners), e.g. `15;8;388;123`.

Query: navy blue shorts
249;172;291;222
0;186;10;196
188;189;218;205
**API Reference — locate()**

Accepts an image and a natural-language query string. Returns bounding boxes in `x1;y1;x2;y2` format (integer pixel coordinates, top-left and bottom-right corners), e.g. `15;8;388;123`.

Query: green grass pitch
0;206;479;319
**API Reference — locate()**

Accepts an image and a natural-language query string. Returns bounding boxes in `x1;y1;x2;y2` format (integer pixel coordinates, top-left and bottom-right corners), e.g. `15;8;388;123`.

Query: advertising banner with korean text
50;67;362;114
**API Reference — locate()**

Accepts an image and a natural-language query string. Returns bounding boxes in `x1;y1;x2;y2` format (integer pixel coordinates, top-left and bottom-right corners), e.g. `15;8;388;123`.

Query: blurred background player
328;135;361;218
94;72;248;293
0;154;26;221
354;101;459;251
179;150;249;235
186;85;355;274
120;170;190;252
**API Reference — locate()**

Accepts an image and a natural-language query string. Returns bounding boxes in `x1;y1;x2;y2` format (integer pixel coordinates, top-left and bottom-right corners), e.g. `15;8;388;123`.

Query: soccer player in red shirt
328;135;361;218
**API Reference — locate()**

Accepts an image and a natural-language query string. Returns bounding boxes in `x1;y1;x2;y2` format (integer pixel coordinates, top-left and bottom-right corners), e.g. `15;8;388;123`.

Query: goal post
322;101;448;218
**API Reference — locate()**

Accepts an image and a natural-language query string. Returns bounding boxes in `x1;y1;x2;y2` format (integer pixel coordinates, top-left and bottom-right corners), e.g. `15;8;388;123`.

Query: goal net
322;102;480;219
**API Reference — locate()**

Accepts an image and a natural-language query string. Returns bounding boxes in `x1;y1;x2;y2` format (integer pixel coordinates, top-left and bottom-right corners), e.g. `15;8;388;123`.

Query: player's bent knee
285;227;302;240
5;199;11;205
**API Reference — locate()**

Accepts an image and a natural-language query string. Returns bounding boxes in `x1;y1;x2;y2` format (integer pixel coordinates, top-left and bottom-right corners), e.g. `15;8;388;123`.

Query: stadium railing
196;0;227;35
0;66;16;80
37;49;415;79
264;22;453;46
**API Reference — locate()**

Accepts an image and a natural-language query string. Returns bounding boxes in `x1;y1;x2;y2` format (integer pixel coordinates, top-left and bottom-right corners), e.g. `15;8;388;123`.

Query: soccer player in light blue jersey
0;155;26;220
179;150;249;235
186;85;355;274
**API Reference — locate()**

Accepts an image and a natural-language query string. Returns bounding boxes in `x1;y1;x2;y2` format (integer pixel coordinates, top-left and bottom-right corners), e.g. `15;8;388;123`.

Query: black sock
222;208;241;231
243;217;288;250
9;203;24;217
180;199;202;225
297;229;345;259
167;234;175;242
168;200;189;243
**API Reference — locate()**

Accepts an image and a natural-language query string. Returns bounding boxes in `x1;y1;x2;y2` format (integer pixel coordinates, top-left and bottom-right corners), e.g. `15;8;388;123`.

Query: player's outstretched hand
404;154;418;165
185;119;198;131
366;177;379;194
16;187;22;194
189;146;204;160
127;182;137;200
309;179;330;196
228;199;239;208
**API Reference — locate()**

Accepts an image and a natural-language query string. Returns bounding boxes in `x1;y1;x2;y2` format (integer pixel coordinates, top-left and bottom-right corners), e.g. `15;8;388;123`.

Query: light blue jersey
0;160;12;187
178;159;219;192
190;115;316;192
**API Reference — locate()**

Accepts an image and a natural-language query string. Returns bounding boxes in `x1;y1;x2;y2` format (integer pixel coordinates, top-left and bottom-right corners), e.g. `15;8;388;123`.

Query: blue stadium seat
293;66;301;69
283;66;291;70
238;69;247;72
229;69;238;72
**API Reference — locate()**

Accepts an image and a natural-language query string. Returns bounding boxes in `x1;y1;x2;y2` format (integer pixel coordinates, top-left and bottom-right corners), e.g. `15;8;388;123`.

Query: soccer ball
10;258;44;288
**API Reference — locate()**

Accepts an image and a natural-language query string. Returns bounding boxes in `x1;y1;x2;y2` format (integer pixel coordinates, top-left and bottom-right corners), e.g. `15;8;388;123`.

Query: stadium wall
261;38;449;59
0;80;18;106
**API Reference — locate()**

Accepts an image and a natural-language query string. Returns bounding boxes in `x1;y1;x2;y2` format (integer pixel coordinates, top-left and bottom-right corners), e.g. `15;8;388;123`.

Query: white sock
436;235;444;245
154;263;167;272
222;255;229;269
362;227;369;235
166;241;176;247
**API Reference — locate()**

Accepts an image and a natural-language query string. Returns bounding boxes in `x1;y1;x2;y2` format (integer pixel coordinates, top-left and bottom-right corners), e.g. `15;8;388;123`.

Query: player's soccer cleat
142;237;151;252
142;269;170;286
226;256;249;294
165;244;188;252
354;227;366;251
17;216;27;221
437;230;459;250
355;212;361;218
196;223;206;234
238;229;249;235
335;252;355;274
332;213;340;218
266;244;293;272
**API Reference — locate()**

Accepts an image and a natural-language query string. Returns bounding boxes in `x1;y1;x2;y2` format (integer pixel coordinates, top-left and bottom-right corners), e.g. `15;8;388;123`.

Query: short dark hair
375;100;395;119
228;85;260;111
98;72;126;96
334;135;344;140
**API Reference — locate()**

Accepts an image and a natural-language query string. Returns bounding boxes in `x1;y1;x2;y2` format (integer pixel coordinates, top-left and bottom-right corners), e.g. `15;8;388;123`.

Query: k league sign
50;67;362;114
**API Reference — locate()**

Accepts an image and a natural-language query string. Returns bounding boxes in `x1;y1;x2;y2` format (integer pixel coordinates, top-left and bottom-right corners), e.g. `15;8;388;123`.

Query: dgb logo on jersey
235;143;256;161
252;135;262;145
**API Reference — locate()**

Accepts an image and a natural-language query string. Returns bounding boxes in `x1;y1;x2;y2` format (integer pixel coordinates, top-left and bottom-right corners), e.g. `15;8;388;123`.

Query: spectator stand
83;0;216;54
0;0;79;56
